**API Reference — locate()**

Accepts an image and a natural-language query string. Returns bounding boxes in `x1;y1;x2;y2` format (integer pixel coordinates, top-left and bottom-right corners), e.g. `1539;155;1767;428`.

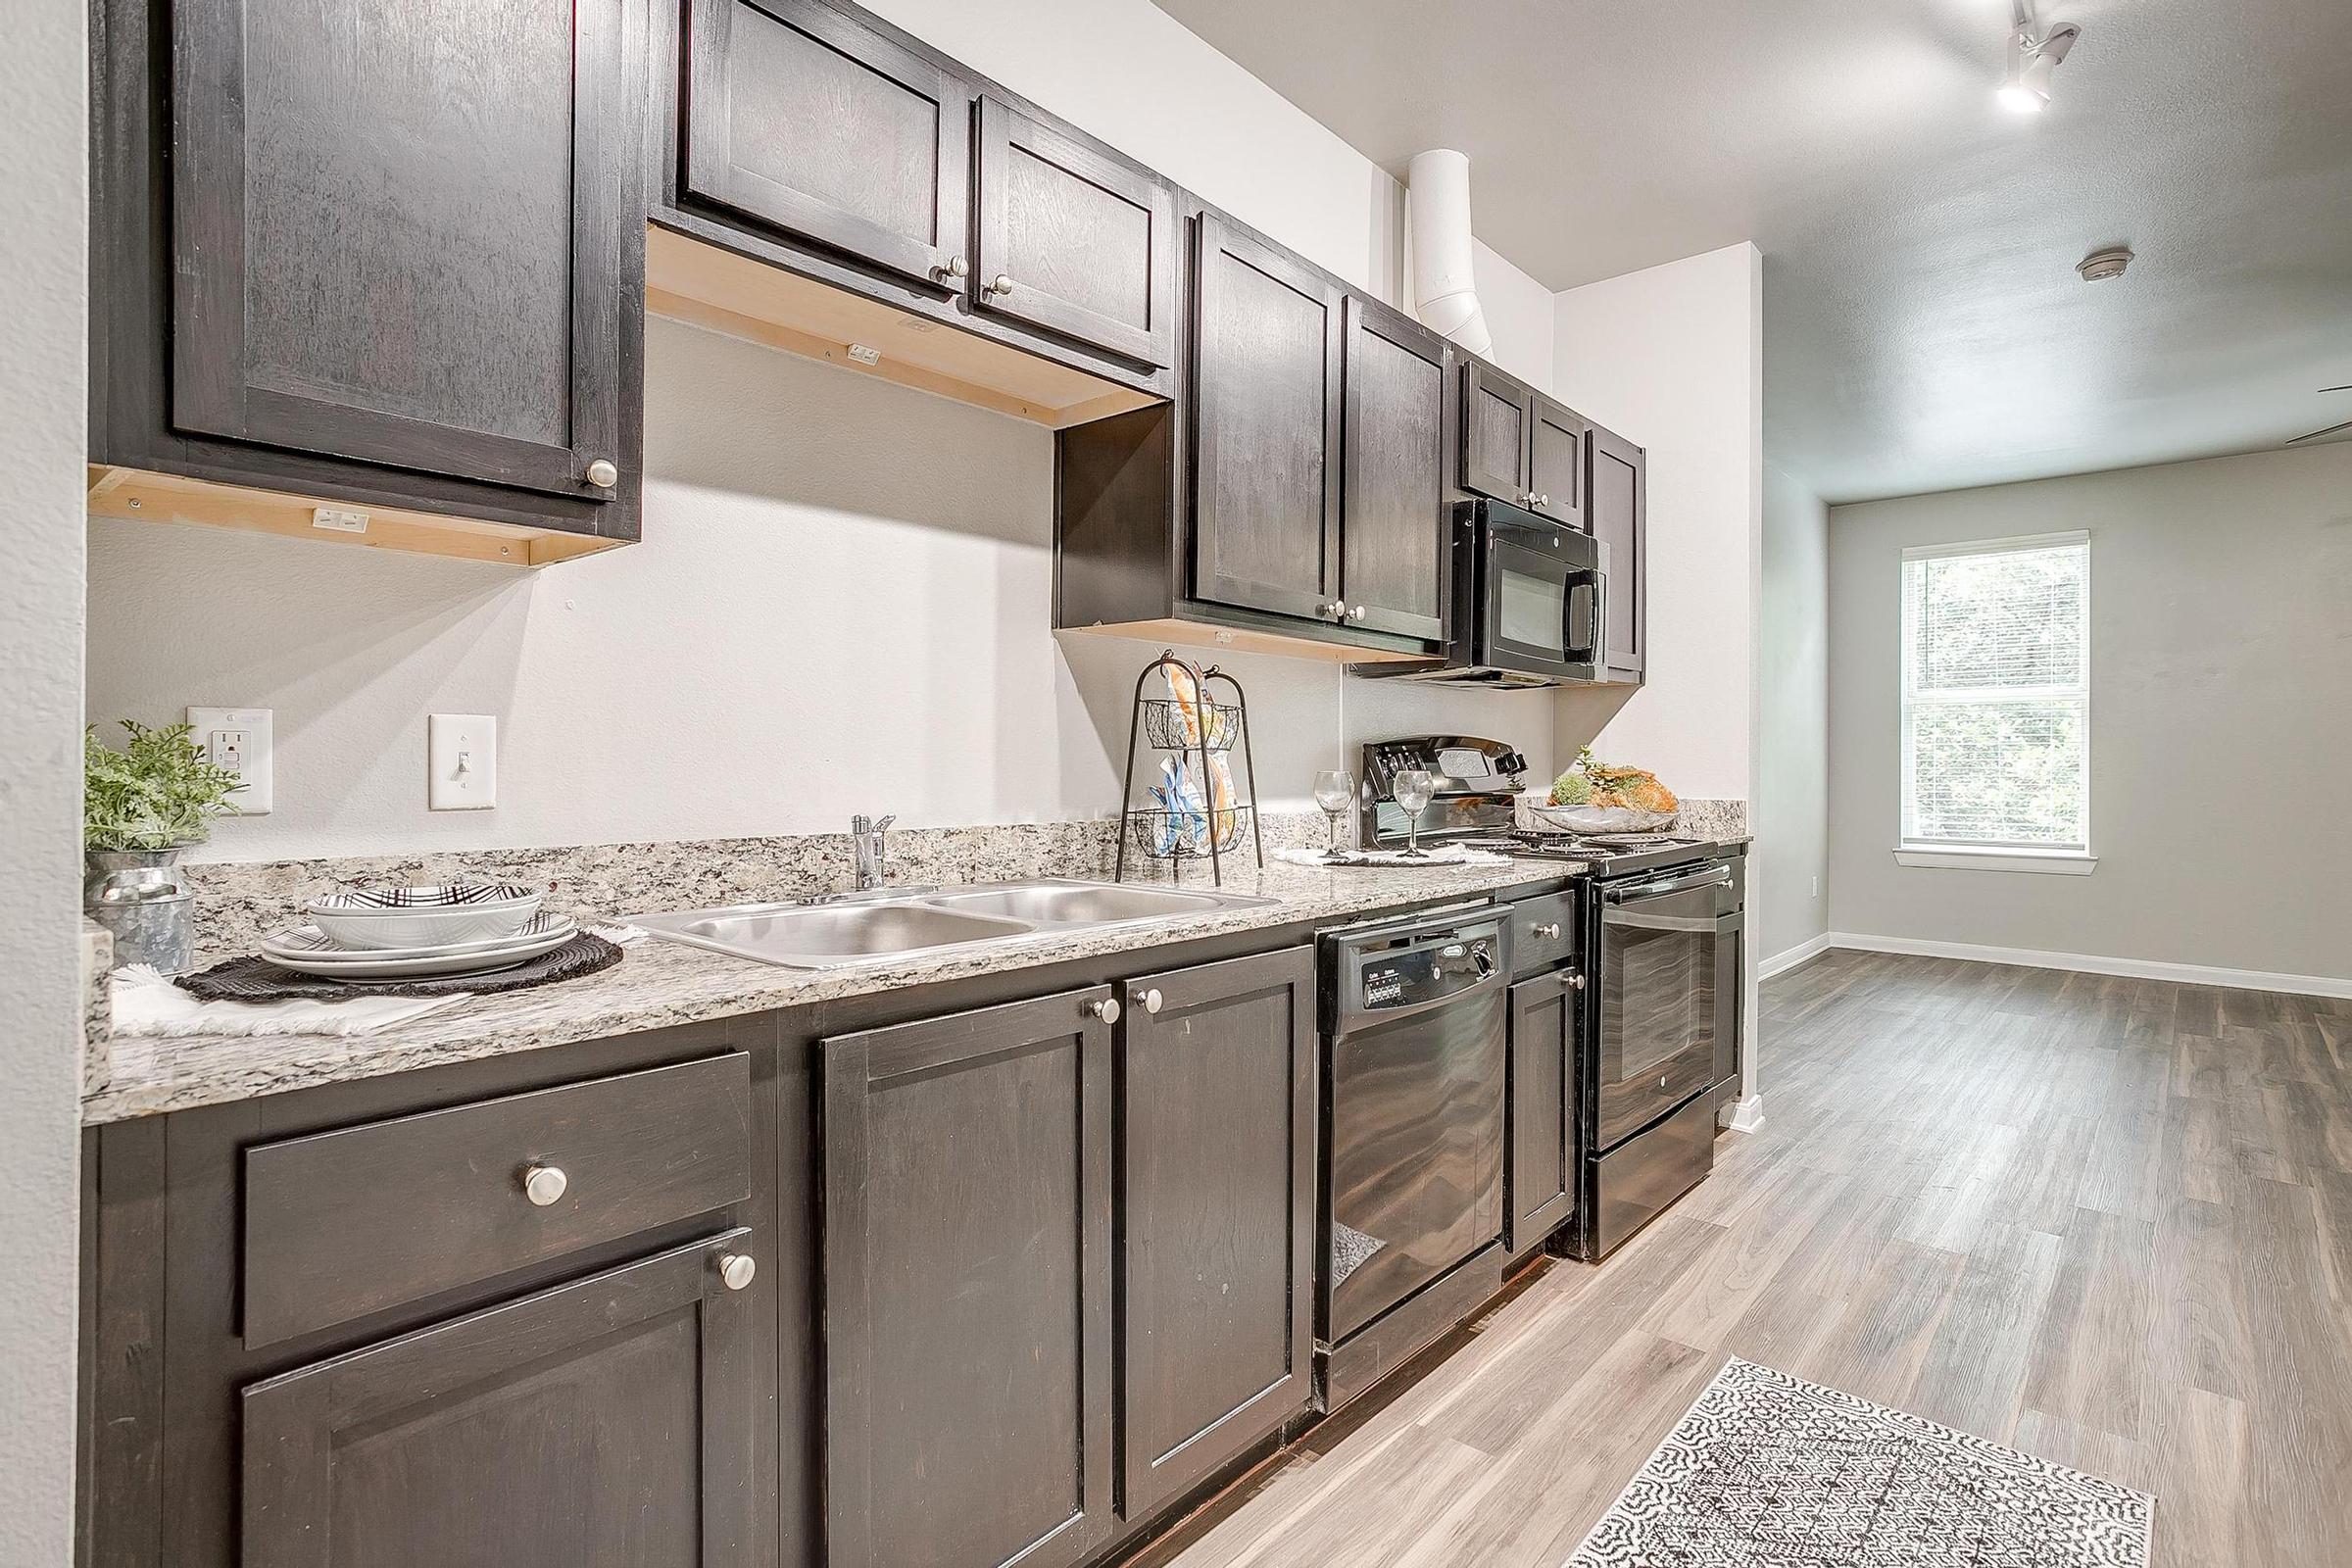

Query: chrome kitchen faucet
851;813;896;891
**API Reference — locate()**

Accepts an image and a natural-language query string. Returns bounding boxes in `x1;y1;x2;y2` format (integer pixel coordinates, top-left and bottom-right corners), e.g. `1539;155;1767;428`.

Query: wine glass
1312;769;1356;861
1392;769;1437;858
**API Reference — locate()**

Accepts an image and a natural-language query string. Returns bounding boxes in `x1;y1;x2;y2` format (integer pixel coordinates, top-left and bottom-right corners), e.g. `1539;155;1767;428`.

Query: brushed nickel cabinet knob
933;254;969;282
1348;605;1368;622
521;1164;568;1206
1322;599;1348;619
717;1253;757;1292
1533;922;1561;939
1140;988;1163;1014
1089;997;1121;1024
1567;973;1587;990
985;273;1014;297
585;459;618;488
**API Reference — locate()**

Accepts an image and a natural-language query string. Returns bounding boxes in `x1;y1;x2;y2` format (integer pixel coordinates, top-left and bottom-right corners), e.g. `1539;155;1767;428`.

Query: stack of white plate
261;884;574;981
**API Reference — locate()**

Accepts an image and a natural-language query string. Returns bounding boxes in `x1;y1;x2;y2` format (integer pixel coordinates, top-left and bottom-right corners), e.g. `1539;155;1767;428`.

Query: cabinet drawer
1507;891;1579;978
242;1054;753;1348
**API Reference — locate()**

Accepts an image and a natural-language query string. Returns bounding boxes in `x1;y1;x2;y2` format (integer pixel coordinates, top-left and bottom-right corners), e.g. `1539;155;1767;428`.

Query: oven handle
1604;864;1732;904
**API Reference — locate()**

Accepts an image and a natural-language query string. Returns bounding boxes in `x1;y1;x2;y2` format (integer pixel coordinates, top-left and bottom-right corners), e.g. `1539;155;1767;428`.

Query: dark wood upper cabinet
1527;396;1588;531
1340;297;1455;643
821;989;1116;1568
1588;418;1648;683
1116;948;1316;1522
1461;362;1588;530
165;0;632;503
976;97;1177;369
240;1232;759;1568
683;0;971;292
1190;215;1346;625
1460;360;1534;507
1504;972;1579;1257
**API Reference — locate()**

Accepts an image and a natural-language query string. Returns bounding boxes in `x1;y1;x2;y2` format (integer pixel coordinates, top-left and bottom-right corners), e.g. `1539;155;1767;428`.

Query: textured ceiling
1152;0;2352;502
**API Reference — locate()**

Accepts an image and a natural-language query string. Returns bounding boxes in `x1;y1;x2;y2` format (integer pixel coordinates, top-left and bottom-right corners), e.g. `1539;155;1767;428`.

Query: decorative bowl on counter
1515;793;1678;835
302;883;542;950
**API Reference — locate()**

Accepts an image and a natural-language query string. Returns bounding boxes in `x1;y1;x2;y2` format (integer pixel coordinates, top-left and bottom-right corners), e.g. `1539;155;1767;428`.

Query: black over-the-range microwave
1354;498;1606;689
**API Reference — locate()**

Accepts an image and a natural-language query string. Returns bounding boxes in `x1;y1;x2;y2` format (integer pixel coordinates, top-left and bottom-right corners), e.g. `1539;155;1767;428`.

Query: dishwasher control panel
1332;919;1502;1023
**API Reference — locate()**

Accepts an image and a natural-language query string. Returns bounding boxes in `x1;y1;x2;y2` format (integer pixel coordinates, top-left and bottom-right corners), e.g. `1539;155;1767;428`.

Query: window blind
1900;534;2089;850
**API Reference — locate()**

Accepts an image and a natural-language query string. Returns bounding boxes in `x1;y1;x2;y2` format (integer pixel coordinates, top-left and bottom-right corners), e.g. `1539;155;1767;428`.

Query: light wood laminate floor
1156;951;2352;1568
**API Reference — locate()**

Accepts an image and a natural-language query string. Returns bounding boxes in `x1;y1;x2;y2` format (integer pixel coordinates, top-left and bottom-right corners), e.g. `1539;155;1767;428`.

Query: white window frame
1894;530;2095;875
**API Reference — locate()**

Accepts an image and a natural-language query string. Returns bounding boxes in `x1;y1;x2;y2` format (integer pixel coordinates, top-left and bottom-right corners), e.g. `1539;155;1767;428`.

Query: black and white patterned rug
1568;1358;2153;1567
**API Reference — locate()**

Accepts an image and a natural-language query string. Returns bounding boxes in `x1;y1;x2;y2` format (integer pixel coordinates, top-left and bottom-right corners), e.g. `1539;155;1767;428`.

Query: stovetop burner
1455;829;1716;873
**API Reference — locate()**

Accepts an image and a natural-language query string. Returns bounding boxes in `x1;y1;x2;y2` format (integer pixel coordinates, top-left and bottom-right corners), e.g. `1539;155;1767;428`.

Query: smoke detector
2077;247;2133;282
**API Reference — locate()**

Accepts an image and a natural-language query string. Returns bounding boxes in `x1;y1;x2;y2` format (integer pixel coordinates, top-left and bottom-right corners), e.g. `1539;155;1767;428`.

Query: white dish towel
109;963;476;1038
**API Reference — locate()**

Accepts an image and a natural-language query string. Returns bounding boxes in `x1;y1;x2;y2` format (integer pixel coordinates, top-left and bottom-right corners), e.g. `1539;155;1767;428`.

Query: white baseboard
1820;931;2352;1001
1757;933;1833;980
1721;1095;1766;1134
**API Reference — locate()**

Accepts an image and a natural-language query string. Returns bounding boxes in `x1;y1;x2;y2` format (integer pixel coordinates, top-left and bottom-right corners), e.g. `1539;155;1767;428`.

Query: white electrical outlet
185;707;272;814
428;713;498;810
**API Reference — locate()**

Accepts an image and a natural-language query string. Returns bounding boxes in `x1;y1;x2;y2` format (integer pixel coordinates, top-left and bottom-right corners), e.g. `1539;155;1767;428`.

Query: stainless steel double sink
631;878;1275;969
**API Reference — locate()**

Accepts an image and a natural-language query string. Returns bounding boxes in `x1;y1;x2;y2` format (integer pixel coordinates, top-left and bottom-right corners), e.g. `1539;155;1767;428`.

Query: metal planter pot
85;847;198;976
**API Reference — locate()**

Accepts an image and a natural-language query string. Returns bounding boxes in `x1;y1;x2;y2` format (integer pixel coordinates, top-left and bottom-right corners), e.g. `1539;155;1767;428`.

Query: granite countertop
82;857;1585;1124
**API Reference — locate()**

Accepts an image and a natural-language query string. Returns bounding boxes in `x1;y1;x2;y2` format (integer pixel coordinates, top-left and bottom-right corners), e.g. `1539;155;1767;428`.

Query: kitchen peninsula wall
84;0;1563;862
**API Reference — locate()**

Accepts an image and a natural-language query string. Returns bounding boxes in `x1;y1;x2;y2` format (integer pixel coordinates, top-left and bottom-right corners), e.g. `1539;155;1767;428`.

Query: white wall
1544;241;1764;1114
0;0;86;1556
1828;443;2352;987
86;0;1562;862
1548;243;1762;805
1758;464;1829;965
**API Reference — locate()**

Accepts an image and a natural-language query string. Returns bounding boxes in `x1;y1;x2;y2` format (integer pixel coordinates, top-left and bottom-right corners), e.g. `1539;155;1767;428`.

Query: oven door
1592;862;1731;1151
1475;520;1603;683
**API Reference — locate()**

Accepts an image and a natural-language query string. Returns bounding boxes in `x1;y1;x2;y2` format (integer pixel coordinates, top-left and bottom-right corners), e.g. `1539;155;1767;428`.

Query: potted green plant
84;719;245;974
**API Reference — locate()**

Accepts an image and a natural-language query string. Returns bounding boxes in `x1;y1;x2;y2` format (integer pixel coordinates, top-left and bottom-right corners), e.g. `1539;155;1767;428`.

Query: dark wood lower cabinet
1504;971;1579;1257
1115;947;1316;1521
240;1230;758;1568
820;988;1117;1568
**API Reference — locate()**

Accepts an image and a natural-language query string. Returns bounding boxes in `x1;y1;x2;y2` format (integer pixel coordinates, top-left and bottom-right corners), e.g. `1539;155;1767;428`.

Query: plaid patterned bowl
300;883;543;951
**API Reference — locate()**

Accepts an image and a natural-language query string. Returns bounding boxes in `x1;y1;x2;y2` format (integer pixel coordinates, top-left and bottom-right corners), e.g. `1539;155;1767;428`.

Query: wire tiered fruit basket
1113;651;1263;886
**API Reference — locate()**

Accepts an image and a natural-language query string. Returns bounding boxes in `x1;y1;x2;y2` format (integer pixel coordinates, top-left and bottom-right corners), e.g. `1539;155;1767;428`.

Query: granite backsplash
171;801;1746;961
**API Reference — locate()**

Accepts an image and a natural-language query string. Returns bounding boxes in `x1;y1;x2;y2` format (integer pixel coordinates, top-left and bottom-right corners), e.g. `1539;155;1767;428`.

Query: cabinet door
1588;419;1647;681
1340;297;1454;644
1192;216;1345;624
1459;360;1534;506
170;0;631;500
1504;972;1578;1256
975;97;1176;368
822;989;1115;1568
240;1231;759;1568
1117;948;1316;1523
683;0;970;292
1527;396;1588;531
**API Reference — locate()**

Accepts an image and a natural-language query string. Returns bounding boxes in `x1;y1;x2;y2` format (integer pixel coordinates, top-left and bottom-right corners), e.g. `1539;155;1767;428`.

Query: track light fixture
1999;3;2081;114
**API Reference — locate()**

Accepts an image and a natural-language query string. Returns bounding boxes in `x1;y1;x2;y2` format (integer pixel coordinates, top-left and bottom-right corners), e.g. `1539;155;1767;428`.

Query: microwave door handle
1568;568;1602;663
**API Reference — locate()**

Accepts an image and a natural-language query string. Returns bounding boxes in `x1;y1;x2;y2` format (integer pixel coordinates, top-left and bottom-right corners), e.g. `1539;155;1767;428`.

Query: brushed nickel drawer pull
521;1164;567;1206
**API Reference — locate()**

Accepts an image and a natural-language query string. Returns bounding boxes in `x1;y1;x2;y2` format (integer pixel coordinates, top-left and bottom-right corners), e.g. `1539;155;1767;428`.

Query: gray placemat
174;933;624;1002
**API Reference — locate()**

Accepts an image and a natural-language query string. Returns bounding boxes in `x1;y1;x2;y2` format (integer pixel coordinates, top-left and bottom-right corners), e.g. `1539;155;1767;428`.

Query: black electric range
1354;734;1719;873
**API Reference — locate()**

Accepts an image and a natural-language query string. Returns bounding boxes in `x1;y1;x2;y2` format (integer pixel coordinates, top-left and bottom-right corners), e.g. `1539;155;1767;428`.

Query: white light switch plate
185;707;272;814
428;713;498;810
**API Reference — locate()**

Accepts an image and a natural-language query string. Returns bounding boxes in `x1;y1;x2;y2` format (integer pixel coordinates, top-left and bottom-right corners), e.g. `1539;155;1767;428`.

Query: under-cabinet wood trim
1056;616;1430;664
647;224;1160;429
86;465;626;566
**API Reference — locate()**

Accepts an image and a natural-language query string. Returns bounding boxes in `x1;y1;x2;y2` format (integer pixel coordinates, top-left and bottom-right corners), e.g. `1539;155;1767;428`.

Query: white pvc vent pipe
1406;149;1493;359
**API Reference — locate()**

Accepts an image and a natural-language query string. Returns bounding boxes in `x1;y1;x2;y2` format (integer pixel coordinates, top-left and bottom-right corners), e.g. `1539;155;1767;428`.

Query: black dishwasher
1318;907;1508;1391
